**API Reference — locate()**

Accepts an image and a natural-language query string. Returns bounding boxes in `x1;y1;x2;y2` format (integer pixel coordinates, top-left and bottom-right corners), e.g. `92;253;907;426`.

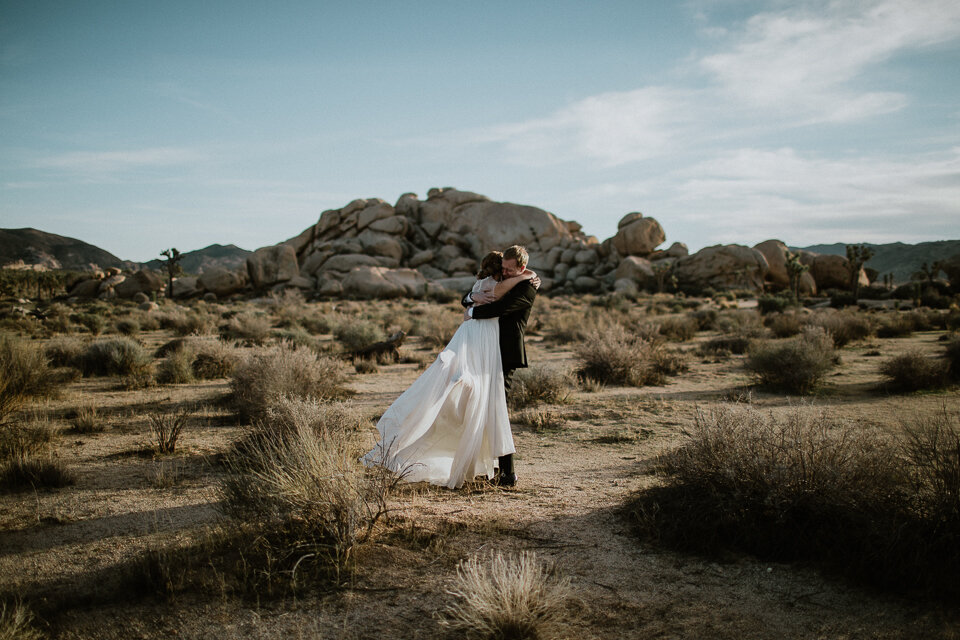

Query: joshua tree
785;250;810;303
160;248;183;299
845;244;874;300
914;261;943;283
652;262;673;293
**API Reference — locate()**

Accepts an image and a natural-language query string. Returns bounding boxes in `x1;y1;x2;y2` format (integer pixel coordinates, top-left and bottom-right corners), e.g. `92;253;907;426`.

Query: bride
362;251;537;489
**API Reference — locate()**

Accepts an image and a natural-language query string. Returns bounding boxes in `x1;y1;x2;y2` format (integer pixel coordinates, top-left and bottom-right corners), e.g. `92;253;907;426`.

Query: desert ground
1;292;958;639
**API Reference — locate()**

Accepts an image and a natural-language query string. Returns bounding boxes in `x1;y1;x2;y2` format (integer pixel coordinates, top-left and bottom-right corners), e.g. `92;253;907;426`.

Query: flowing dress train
362;277;514;489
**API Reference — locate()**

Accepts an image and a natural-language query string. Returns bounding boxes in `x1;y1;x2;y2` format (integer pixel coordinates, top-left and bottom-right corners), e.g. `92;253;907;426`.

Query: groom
461;244;538;487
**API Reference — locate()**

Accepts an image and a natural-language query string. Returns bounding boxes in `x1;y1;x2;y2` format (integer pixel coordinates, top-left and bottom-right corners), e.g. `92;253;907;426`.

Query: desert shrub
220;312;271;345
300;313;339;335
542;307;618;344
658;315;699;342
74;312;105;335
230;345;348;421
275;325;323;352
78;337;152;377
334;319;385;353
767;312;803;338
161;310;215;336
441;550;571;640
192;340;240;379
876;314;914;338
156;348;195;384
0;420;54;462
757;294;792;315
0;337;59;422
149;408;189;453
405;307;460;348
879;351;949;392
698;334;753;356
575;325;678;387
71;405;104;433
945;336;960;380
0;600;42;640
690;309;719;330
115;318;140;336
0;455;76;492
508;366;576;409
829;291;857;308
219;398;398;577
353;358;379;374
809;311;873;347
746;327;835;393
512;407;567;432
45;335;86;367
714;309;764;337
629;405;946;594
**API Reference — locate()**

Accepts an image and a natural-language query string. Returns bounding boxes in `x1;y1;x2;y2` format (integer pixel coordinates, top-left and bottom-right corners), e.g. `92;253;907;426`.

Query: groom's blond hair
503;245;528;269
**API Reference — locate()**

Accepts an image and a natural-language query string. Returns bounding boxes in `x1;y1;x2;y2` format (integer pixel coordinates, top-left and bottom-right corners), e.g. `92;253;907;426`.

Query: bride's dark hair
476;251;503;280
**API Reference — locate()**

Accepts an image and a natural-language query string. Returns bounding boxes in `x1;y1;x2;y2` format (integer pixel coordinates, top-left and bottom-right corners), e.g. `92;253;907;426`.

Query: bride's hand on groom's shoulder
530;274;541;289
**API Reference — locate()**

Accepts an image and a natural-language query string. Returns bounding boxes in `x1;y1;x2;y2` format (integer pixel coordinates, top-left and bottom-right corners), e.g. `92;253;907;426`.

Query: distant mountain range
792;240;960;283
0;228;250;275
2;226;957;284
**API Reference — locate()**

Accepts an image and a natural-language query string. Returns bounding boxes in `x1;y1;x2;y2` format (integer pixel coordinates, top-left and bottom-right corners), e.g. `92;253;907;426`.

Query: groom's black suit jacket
461;281;537;372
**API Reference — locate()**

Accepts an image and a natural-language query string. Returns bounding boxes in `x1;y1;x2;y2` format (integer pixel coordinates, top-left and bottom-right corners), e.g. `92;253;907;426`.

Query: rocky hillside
794;241;960;283
141;244;251;275
0;228;127;271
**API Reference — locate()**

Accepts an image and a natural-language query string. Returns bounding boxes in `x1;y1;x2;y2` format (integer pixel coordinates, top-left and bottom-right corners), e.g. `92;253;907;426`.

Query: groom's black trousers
499;367;518;476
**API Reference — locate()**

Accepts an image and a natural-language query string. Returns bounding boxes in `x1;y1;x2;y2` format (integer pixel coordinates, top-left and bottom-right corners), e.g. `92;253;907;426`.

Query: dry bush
230;344;348;422
71;404;104;433
405;307;460;348
353;358;379;374
78;337;152;377
149;408;189;453
334;319;385;353
626;405;960;598
275;325;323;352
876;314;914;338
879;351;949;392
944;335;960;380
192;340;239;379
766;312;803;338
44;335;86;368
219;312;271;345
115;318;140;336
0;336;60;423
715;309;764;336
219;398;399;578
657;315;699;342
746;327;836;394
441;550;571;640
0;600;42;640
697;334;753;357
513;407;567;432
542;307;618;344
156;348;195;384
575;325;679;387
809;311;873;347
690;308;719;330
163;310;215;337
508;366;576;409
74;312;105;335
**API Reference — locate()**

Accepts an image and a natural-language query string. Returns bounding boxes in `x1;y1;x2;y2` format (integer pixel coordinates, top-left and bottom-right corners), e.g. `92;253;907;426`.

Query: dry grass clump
541;307;618;344
149;408;189;453
627;404;960;598
0;599;43;640
575;325;682;387
334;319;385;353
115;318;140;336
746;327;836;394
441;550;571;640
156;347;195;384
219;312;271;345
230;344;348;422
508;366;576;409
766;312;803;338
879;351;949;392
0;454;76;492
657;315;699;342
809;311;873;347
44;335;86;368
405;306;461;348
697;334;753;357
78;337;152;377
71;404;104;433
162;310;216;336
0;336;61;422
513;407;567;432
219;398;399;578
715;309;764;336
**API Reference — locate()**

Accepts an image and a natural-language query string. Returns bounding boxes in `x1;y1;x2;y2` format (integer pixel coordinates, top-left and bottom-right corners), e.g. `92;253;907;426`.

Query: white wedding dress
362;277;514;489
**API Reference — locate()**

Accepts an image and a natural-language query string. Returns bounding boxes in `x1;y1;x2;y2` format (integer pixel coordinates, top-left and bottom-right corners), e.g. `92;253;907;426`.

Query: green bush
746;327;836;393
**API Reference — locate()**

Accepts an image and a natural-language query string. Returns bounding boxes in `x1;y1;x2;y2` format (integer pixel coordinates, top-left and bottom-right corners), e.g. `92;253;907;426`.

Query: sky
1;0;959;262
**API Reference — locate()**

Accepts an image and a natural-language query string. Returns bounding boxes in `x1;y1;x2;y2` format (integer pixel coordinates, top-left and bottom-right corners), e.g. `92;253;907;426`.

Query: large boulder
247;244;299;289
114;269;165;298
357;229;404;262
614;256;654;285
318;253;380;274
674;245;769;292
808;254;869;291
198;266;247;297
341;266;424;299
611;213;665;256
754;240;818;295
171;276;199;299
67;278;102;298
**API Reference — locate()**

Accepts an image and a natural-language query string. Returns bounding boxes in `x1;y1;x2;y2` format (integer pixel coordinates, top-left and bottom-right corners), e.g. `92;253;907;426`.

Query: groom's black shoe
492;471;517;487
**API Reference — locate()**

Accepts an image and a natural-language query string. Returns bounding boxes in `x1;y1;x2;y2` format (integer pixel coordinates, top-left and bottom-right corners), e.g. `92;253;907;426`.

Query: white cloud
33;147;203;176
473;86;696;167
700;0;960;122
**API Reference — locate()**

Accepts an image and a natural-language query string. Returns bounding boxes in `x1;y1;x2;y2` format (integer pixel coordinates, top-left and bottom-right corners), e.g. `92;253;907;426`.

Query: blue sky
1;0;958;262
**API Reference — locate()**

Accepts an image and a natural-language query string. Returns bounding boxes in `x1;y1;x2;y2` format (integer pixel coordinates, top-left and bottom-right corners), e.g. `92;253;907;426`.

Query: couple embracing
363;245;539;489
